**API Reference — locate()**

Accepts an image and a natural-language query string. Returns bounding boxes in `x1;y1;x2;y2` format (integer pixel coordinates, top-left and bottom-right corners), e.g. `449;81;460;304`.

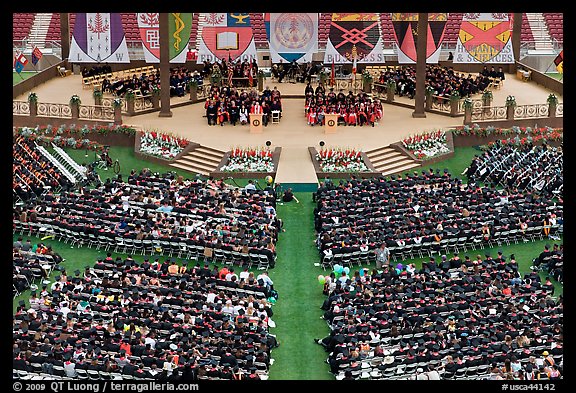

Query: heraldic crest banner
69;13;130;63
391;13;447;64
197;13;258;64
266;13;318;63
454;13;514;63
137;13;192;63
323;13;385;64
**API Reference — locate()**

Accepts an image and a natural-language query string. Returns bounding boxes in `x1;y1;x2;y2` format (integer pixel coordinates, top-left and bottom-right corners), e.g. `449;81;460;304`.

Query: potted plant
258;70;265;91
547;93;558;118
150;85;160;108
93;88;103;106
318;69;328;86
210;66;222;87
463;97;474;124
124;89;136;114
505;95;516;120
27;92;38;116
188;79;199;101
386;79;396;103
425;86;435;110
361;70;373;93
69;94;81;118
449;90;460;116
481;89;493;109
112;98;123;124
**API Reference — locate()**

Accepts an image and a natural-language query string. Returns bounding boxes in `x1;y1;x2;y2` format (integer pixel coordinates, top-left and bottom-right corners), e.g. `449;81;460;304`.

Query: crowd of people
204;84;282;127
315;252;563;380
81;64;113;79
13;164;280;269
13;137;75;201
13;253;279;380
304;83;383;127
313;170;563;263
375;64;493;99
463;140;563;199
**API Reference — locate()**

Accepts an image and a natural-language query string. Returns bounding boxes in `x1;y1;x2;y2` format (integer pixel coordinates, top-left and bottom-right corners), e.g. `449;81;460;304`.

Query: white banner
269;13;317;64
69;13;130;63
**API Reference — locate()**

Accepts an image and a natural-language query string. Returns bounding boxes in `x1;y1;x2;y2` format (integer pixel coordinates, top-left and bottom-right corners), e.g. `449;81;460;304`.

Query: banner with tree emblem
391;13;447;64
266;13;318;63
454;13;514;63
197;13;257;64
69;13;130;63
323;13;385;64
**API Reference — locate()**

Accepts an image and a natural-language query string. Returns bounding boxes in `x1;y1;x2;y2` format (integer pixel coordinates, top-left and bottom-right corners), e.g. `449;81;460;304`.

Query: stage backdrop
454;12;514;63
197;13;258;64
136;13;192;63
69;13;130;63
391;13;447;64
265;13;318;64
323;13;385;64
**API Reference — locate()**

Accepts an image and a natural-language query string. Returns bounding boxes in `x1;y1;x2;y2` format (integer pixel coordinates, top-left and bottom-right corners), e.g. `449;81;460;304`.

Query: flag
31;46;43;66
554;50;563;73
248;62;253;87
330;59;335;86
351;45;357;75
14;52;28;73
228;66;234;87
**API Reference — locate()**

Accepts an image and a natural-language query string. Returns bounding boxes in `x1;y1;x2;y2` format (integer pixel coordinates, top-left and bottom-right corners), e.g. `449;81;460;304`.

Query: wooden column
511;13;523;73
60;13;70;61
412;13;428;118
159;13;172;117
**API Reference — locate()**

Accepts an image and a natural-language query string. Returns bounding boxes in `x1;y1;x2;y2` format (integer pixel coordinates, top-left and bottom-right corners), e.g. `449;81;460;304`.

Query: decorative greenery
69;94;81;105
505;95;517;107
15;124;137;139
92;89;103;99
150;85;161;96
138;130;190;160
187;79;199;90
124;89;136;101
386;78;397;93
112;98;123;109
547;93;558;106
425;86;436;97
451;126;563;144
449;90;461;102
361;70;373;83
482;90;493;100
27;92;38;104
463;97;474;110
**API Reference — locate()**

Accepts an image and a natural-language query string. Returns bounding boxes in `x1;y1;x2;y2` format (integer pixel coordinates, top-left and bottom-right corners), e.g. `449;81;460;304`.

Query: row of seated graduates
13;241;61;293
464;140;563;200
319;254;562;379
81;64;112;78
13;169;280;267
305;84;383;126
12;253;278;380
13;136;75;201
313;170;563;258
204;84;282;126
103;69;161;97
375;64;491;99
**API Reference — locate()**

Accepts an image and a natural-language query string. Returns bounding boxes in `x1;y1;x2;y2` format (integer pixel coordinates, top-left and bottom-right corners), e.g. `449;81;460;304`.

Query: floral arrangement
547;93;558;105
316;148;369;172
27;92;38;104
15;124;137;138
69;94;81;105
220;147;274;172
452;125;563;141
15;126;102;151
505;95;517;107
138;131;190;160
402;130;450;160
483;131;563;150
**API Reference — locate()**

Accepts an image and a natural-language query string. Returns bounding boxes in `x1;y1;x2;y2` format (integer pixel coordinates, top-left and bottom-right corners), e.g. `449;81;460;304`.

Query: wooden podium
250;113;264;134
324;113;338;134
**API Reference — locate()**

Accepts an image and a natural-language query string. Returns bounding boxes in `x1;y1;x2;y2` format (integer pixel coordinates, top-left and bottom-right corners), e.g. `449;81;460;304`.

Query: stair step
370;154;410;166
195;145;226;156
379;162;421;176
169;162;211;176
367;149;404;161
176;157;219;170
189;151;224;163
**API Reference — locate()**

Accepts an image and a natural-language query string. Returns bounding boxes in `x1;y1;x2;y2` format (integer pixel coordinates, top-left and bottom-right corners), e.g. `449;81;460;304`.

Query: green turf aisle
267;193;332;380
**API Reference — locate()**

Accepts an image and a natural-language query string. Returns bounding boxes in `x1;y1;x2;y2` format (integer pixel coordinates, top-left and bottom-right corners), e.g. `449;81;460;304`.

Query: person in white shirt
256;271;274;288
245;180;257;191
239;267;250;281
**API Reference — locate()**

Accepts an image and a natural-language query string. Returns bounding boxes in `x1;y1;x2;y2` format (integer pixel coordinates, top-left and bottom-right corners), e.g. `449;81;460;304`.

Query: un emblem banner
454;13;515;64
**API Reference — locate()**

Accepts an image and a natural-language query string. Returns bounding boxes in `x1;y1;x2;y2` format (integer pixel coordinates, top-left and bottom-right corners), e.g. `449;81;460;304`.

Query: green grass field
12;145;563;380
13;71;35;85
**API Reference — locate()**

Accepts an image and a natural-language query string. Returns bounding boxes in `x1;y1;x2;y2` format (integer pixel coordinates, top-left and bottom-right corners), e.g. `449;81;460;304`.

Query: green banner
169;13;192;63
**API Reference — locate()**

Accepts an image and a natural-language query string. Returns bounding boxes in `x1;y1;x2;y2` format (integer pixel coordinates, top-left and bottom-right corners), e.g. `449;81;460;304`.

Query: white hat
417;368;424;373
383;355;394;365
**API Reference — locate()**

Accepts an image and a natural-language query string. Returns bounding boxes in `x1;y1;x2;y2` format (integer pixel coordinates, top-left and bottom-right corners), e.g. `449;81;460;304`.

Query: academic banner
323;13;385;64
69;13;130;63
391;13;447;64
266;13;318;63
137;13;192;63
454;13;514;64
197;13;257;64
